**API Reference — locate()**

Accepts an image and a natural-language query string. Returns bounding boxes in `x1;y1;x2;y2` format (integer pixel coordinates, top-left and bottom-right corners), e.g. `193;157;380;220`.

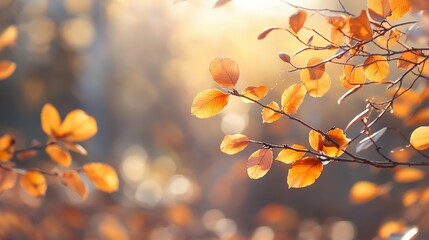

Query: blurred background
0;0;428;239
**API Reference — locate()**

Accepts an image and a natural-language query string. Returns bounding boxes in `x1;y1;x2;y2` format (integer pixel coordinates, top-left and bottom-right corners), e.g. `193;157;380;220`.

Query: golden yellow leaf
397;50;421;70
83;162;118;193
247;149;273;179
300;70;331;97
368;0;391;21
61;141;88;155
309;130;324;152
45;144;72;167
209;58;239;87
261;101;282;123
276;144;307;164
363;55;390;82
41;103;61;138
191;89;229;119
241;85;269;103
340;65;366;89
349;181;379;204
287;157;323;188
402;189;420;206
0;25;18;49
378;221;405;239
220;134;249;155
309;128;350;157
20;170;47;198
349;10;374;41
59;110;98;142
394;168;425;182
289;10;307;34
410;126;429;150
0;134;15;161
387;0;410;20
0;166;17;193
61;171;88;199
0;61;16;80
281;83;306;115
326;16;349;45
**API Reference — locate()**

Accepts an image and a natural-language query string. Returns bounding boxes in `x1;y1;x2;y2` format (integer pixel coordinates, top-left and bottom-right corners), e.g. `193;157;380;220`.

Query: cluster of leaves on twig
191;0;429;193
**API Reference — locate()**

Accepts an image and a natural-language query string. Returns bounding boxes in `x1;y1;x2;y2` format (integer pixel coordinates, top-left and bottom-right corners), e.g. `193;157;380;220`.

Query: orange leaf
241;86;269;103
326;16;349;45
261;101;282;123
45;144;72;167
349;10;374;41
0;166;17;193
306;57;325;80
340;65;366;89
387;0;410;20
289;10;307;34
390;147;413;163
209;58;239;87
287;157;323;188
363;55;390;82
0;134;15;161
220;134;249;155
300;70;331;97
323;128;350;157
394;168;425;182
309;130;324;152
41;103;61;138
247;149;273;179
368;0;391;21
191;89;229;119
410;126;429;150
0;25;18;49
397;50;421;70
281;83;306;115
20;170;47;198
378;221;406;239
349;181;379;204
83;162;119;193
402;189;420;206
59;110;98;142
276;144;307;164
61;171;88;199
0;60;16;80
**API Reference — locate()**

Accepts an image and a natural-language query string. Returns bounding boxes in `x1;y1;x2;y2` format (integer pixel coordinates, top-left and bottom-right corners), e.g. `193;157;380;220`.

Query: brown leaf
258;27;282;40
247;149;273;179
289;10;307;34
278;52;291;63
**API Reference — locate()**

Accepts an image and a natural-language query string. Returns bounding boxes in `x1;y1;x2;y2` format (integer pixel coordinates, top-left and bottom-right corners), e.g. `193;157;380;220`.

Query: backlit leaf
220;134;249;155
326;16;349;45
287;157;323;188
289;10;307;34
340;65;366;89
261;101;282;123
45;144;72;167
59;109;98;142
387;0;410;20
241;86;269;103
276;144;307;164
83;162;118;193
363;55;389;82
247;149;273;179
378;221;405;239
0;134;15;161
191;89;229;118
394;168;425;182
0;61;16;80
397;50;421;70
306;57;325;80
20;170;47;198
391;88;420;119
356;127;387;153
61;171;88;199
0;25;18;49
309;130;324;152
41;103;61;138
349;10;374;41
209;58;239;87
390;147;413;163
402;189;420;206
281;83;306;115
368;0;391;21
300;70;331;97
349;181;379;204
309;128;350;157
410;126;429;150
0;166;17;193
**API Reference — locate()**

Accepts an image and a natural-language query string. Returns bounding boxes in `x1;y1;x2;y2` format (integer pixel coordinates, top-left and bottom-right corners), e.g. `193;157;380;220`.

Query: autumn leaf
191;89;229;118
410;126;429;150
278;52;291;63
368;0;391;21
394;168;425;182
0;25;18;49
306;57;326;80
20;170;47;198
378;221;406;239
261;101;282;123
213;0;232;8
276;144;307;164
309;128;350;157
363;55;390;82
402;189;420;206
0;61;16;80
326;16;349;45
349;181;379;204
41;103;61;137
45;144;72;167
240;86;269;103
83;162;119;193
397;50;421;70
387;0;410;20
0;166;17;193
61;171;88;199
289;10;307;34
349;10;374;41
220;134;249;155
209;58;239;87
300;69;331;97
287;157;323;188
247;149;273;179
340;65;366;89
0;134;15;161
281;83;306;115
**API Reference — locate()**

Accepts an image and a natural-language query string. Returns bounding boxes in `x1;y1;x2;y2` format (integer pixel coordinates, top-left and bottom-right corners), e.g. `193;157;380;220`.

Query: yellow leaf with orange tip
209;58;239;88
289;10;307;34
59;110;98;142
0;25;18;49
0;165;17;193
276;144;307;164
261;101;282;123
0;61;16;80
300;70;331;97
281;83;306;115
349;10;374;41
394;168;425;182
20;170;47;198
363;55;390;82
349;181;379;204
378;221;405;239
410;126;429;150
387;0;410;20
247;149;273;179
83;162;118;193
61;141;88;155
309;128;350;157
287;157;323;188
191;89;229;119
45;144;72;167
41;103;62;138
397;50;421;70
0;134;15;161
340;65;366;89
61;171;88;199
368;0;391;21
220;134;249;155
241;86;269;103
402;189;420;206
